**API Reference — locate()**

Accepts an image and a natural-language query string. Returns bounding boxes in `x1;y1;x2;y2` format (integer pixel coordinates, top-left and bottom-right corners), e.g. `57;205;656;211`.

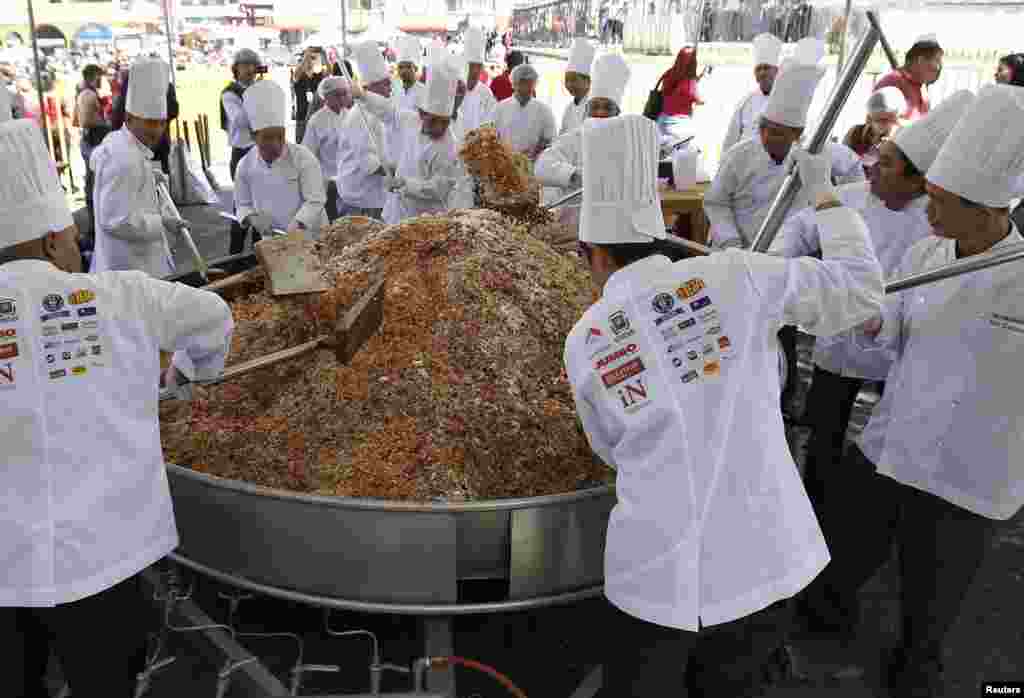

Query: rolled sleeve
535;132;579;188
704;157;744;249
292;147;327;230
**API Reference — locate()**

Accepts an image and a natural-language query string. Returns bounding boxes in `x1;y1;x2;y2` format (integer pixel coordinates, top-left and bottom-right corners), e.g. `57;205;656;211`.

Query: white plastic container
673;146;700;191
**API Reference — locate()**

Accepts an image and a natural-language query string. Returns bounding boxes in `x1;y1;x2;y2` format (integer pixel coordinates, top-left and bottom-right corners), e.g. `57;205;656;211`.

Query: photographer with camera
293;47;327;144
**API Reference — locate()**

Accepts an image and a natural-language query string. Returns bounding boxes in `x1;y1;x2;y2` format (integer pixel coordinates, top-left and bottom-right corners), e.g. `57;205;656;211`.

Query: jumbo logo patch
594;343;639;370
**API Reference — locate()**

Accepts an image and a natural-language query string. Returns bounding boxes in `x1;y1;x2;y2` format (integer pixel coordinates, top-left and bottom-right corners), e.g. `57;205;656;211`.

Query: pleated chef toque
927;84;1024;207
427;40;447;70
126;58;169;120
567;38;597;76
464;27;487;64
447;52;468;83
396;35;422;65
579;114;665;244
752;33;783;67
588;53;631;107
762;62;825;128
0;120;73;247
794;37;826;66
352;41;390;85
243;80;287;131
891;89;973;173
420;61;457;117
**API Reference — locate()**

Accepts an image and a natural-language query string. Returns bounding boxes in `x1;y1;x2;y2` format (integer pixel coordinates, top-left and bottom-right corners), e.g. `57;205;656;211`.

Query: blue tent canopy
74;23;114;43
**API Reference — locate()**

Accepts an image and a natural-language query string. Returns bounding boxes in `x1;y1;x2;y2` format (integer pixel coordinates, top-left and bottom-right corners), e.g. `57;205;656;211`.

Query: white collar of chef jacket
125;127;154;158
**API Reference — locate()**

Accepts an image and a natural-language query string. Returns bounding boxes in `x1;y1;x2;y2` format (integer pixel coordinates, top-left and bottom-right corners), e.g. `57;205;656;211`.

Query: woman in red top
655;46;707;144
874;35;943;121
491;50;523;102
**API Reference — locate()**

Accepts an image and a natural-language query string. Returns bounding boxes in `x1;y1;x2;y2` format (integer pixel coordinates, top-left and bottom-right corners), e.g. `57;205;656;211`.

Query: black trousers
326;180;341;222
800;446;998;690
229;146;257;254
777;325;799;410
2;573;150;698
598;596;791;697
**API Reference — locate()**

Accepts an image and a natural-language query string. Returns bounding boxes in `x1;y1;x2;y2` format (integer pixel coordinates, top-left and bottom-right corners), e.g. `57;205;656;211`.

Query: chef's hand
162;216;187;236
569;169;582;189
286;221;306;236
350;80;365;100
160;364;193;402
794;147;837;208
859;315;884;337
385;174;406;192
154;170;170;190
244;211;274;235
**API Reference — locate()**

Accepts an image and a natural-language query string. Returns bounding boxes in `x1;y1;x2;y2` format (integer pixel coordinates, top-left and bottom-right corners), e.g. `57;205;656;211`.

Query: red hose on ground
431;656;528;698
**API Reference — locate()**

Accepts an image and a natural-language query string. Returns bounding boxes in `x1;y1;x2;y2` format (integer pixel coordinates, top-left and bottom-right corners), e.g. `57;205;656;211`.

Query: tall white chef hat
446;52;468;83
419;60;457;118
464;27;487;64
580;114;665;244
0;87;11;124
567;38;597;76
318;76;350;100
891;89;972;173
352;41;390;85
794;37;826;66
589;53;631;107
396;35;421;65
927;84;1024;207
427;40;447;69
125;58;169;120
866;86;907;115
762;63;825;128
752;32;783;67
243;80;287;132
0;120;73;248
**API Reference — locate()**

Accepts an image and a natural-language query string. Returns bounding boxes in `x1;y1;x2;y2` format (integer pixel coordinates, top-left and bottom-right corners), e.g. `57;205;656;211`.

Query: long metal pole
26;0;51;154
886;241;1024;295
748;11;881;254
340;0;348;54
867;9;899;70
163;0;177;87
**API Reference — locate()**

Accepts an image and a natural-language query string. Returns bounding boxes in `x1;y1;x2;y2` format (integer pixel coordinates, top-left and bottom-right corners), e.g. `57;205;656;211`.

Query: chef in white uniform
393;35;426;112
704;45;865;250
90;58;184;278
336;41;393;220
798;85;1024;697
560;38;597;135
535;52;630;227
0;87;12;122
234;80;326;239
494;64;556;161
564;114;883;695
0;118;233;698
301;76;352;222
353;60;460;224
459;27;498;133
720;33;782;154
771;91;973;566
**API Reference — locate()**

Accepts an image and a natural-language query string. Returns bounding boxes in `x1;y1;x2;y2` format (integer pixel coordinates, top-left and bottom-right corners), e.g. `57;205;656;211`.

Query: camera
255;65;268;75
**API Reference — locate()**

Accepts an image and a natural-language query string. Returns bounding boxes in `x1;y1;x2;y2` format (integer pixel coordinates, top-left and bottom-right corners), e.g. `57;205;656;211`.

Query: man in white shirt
0;118;233;698
771;91;973;572
393;35;426;112
560;38;597;135
565;114;882;695
459;27;498;133
301;76;352;222
798;85;1024;697
352;61;460;224
721;33;782;154
235;80;326;240
336;41;393;220
90;58;186;278
494;64;556;161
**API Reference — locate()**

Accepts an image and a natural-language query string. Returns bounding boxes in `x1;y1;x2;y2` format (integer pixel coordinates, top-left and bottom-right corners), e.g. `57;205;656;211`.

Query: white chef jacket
336;103;388;210
234;142;327;235
494;96;556;155
856;227;1024;520
460;82;498;133
394;81;426;112
721;89;769;155
564;206;883;630
362;92;459;225
704;139;865;249
535;126;583;227
0;260;233;606
770;182;933;380
301;104;347;182
222;84;254;150
89;128;174;278
560;97;587;135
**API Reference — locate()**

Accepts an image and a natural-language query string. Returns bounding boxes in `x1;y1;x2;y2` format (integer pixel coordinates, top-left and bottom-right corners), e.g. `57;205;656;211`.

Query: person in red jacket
491;50;523;102
874;34;942;121
655;45;708;144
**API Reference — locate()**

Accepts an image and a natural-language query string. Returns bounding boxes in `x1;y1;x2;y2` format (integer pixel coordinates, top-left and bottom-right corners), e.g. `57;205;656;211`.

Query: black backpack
219;82;247;131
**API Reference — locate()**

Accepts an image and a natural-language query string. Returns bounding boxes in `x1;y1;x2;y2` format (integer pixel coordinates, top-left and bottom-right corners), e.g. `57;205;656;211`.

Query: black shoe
884;648;944;698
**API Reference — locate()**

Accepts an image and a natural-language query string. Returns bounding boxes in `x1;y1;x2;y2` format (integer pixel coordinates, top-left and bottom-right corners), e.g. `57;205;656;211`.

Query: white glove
159;364;193;402
569;170;583;188
162;216;187;236
245;211;274;235
154;170;170;190
793;147;836;208
385;175;406;193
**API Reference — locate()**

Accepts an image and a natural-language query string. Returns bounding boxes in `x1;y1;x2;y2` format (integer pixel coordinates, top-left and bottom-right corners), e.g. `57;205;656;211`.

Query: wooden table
660;182;710;246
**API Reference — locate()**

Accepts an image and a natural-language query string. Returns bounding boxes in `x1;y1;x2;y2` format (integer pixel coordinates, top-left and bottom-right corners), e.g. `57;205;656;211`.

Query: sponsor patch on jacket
594;343;639;370
613;376;651;413
609;310;631;335
40;310;70;322
68;289;96;305
585;327;604;344
676;278;706;300
49;368;66;380
42;294;64;313
703;361;720;377
689;296;711;311
653;307;687;326
601;358;645;388
0;327;15;339
651;293;676;314
0;362;14;388
718;335;732;350
61;322;79;332
71;365;88;376
0;342;17;360
77;307;97;318
0;297;17;323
